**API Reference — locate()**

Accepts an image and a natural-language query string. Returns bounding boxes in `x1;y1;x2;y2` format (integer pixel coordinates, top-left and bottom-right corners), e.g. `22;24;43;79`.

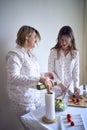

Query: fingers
74;91;79;95
45;78;54;91
50;79;54;88
44;72;54;79
49;72;54;79
47;85;50;94
74;87;80;95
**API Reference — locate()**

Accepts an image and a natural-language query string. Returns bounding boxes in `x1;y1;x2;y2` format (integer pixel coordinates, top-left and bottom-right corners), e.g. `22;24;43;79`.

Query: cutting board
68;95;87;107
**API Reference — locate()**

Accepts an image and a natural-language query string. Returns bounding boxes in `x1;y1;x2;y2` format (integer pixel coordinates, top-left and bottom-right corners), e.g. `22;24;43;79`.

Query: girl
48;26;80;96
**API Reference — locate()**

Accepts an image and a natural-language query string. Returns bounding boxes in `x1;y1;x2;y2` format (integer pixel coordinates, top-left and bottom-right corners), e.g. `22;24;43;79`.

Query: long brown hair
52;26;77;59
16;25;41;46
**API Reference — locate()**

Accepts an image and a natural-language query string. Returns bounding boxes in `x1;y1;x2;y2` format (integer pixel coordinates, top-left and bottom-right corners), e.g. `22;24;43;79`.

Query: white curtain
83;0;87;84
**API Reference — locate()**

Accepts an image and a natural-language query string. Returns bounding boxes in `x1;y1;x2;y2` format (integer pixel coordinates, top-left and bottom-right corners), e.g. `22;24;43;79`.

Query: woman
6;25;54;117
48;25;80;96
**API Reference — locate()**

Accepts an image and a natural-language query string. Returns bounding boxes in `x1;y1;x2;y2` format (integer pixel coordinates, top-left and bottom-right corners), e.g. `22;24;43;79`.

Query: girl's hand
74;87;80;95
59;83;67;92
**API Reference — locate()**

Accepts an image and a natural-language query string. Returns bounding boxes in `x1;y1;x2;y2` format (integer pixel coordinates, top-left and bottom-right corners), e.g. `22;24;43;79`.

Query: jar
83;85;87;98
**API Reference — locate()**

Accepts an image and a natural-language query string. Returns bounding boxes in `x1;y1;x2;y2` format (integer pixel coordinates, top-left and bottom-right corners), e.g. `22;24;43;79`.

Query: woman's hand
45;78;54;88
40;77;54;91
44;72;54;79
45;78;54;93
74;87;80;95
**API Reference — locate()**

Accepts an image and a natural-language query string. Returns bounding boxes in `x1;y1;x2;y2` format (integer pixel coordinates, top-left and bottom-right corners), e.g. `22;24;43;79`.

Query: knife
62;85;70;101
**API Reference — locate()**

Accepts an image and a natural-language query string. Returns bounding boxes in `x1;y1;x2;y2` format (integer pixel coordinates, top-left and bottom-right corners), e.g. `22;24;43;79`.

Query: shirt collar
16;44;32;57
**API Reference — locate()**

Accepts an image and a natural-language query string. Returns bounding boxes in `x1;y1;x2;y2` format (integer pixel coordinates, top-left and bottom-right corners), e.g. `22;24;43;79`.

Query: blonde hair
16;25;41;46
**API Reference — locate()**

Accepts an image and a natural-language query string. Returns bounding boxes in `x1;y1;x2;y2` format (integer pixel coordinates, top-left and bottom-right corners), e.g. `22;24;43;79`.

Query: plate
60;114;86;130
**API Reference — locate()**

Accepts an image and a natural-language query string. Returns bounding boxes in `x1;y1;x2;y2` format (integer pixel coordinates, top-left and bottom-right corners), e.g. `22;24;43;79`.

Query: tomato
67;118;71;122
67;114;71;119
76;98;80;102
71;97;80;103
72;98;76;102
71;121;75;126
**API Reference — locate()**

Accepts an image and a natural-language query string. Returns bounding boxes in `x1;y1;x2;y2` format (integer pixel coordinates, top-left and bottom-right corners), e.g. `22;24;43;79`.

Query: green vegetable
55;99;66;111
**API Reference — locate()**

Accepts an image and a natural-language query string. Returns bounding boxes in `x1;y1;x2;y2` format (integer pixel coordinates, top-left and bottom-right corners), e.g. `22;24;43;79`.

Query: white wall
0;0;84;130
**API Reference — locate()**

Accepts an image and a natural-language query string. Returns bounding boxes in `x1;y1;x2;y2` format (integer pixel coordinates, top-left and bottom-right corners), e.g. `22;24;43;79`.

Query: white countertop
21;105;87;130
21;86;87;130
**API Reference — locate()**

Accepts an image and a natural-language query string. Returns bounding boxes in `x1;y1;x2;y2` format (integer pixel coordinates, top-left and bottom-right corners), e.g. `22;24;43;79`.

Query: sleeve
72;51;79;88
48;49;61;85
6;51;40;87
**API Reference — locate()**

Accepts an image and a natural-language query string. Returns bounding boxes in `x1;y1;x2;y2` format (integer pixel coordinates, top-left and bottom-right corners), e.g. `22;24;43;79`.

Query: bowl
55;98;67;111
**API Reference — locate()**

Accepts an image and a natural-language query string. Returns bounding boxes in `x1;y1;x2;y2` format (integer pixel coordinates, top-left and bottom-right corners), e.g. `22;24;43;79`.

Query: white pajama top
6;45;42;115
48;49;79;93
